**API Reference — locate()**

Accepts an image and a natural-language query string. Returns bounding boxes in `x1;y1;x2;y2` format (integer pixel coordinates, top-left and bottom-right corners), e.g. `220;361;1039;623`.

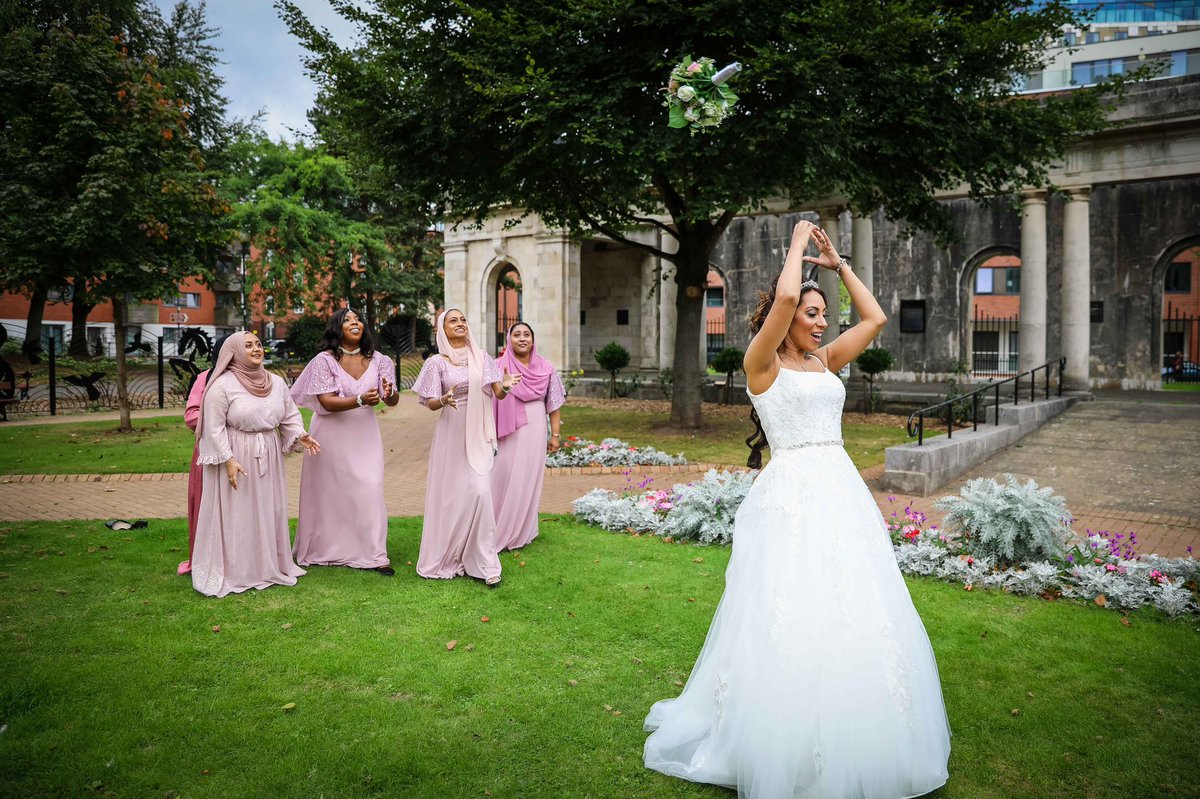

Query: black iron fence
971;310;1019;378
1163;303;1198;384
0;323;425;420
706;317;726;363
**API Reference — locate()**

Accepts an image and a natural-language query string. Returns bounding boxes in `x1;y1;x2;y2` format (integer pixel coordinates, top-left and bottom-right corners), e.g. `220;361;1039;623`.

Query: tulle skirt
643;444;951;798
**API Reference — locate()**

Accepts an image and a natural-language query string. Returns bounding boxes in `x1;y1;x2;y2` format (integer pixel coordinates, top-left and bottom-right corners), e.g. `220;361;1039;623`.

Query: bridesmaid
492;323;566;551
192;331;321;597
290;308;398;576
180;333;229;576
411;309;519;586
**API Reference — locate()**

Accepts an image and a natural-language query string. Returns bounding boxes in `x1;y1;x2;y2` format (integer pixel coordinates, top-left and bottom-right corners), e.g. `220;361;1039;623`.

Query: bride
643;220;950;798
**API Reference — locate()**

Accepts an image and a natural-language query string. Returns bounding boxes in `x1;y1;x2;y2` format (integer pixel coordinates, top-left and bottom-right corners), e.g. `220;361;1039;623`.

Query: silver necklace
339;346;361;355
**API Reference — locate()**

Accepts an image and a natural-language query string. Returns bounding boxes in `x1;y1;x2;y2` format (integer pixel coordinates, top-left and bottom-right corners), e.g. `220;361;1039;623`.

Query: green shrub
854;347;894;413
934;474;1073;567
286;316;327;360
711;347;744;405
595;342;630;399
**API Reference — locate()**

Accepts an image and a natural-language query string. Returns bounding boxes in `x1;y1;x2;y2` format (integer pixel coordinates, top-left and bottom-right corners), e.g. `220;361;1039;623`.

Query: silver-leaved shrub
934;474;1072;566
546;436;686;468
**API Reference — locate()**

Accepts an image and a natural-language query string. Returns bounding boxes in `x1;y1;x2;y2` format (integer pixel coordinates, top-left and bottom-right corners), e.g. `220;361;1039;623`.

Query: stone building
444;73;1199;391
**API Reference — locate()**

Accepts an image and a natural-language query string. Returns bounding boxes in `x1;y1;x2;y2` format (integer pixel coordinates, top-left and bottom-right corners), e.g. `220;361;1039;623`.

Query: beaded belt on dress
775;438;843;451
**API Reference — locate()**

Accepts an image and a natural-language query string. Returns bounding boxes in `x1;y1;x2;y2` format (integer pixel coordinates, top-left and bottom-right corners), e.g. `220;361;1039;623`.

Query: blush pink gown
290;351;396;569
191;372;309;597
491;370;566;551
181;371;209;575
411;354;503;581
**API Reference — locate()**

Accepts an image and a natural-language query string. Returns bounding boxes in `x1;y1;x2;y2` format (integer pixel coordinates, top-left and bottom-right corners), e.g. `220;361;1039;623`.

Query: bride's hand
790;220;816;248
803;227;844;271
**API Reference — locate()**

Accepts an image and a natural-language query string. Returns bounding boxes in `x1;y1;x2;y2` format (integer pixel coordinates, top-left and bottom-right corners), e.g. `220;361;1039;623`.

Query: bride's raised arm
805;227;887;373
743;220;817;393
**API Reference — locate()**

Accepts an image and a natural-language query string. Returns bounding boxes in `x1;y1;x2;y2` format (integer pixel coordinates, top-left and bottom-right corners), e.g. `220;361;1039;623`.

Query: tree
595;342;630;400
0;3;229;431
854;347;894;414
223;135;443;331
712;346;744;405
282;0;1130;428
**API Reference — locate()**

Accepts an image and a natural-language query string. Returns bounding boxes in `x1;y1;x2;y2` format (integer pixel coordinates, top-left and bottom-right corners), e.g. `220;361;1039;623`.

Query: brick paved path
2;392;1197;557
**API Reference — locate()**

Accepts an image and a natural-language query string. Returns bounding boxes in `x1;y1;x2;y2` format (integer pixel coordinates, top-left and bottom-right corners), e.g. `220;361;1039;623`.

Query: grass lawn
2;403;905;475
560;404;909;470
1;517;1197;799
0;409;314;475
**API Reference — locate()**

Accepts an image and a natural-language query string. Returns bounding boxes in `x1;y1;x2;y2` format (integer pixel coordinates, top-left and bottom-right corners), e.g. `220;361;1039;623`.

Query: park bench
0;369;31;422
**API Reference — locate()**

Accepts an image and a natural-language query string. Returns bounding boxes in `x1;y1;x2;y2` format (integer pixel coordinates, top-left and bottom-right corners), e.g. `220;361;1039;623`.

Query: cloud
149;0;359;141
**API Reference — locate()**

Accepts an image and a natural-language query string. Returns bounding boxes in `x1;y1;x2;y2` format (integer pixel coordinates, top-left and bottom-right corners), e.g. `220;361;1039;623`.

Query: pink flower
1105;564;1117;572
687;61;701;73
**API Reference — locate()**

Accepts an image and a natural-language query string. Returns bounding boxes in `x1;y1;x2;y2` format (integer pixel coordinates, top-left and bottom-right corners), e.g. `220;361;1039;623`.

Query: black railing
906;356;1067;445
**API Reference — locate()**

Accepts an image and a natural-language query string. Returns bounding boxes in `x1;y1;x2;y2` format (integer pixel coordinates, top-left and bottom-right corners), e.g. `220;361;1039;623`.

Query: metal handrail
905;357;1067;445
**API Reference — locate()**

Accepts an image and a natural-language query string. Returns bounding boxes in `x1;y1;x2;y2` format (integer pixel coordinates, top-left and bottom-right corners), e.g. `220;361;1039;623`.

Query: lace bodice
748;367;845;451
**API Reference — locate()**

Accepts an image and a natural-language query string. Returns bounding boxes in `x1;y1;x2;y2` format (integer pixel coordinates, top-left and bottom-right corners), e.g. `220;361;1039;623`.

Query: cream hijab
436;310;496;475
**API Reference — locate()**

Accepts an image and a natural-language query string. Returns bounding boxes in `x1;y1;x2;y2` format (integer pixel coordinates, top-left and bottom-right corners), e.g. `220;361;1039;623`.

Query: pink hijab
195;331;273;441
494;322;556;440
436;310;496;475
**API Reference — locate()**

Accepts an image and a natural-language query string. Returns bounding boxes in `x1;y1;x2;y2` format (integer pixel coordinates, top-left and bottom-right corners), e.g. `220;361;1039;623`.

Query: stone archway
960;246;1022;378
491;263;522;355
1153;236;1200;385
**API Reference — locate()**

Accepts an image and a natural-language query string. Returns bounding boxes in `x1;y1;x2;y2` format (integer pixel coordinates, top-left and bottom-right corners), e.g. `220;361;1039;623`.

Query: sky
148;0;359;141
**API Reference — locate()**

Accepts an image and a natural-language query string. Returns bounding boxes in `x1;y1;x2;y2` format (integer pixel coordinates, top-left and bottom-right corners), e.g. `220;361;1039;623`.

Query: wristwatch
356;394;364;407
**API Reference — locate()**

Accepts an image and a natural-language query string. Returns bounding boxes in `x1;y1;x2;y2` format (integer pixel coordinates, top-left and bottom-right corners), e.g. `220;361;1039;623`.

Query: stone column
1061;187;1092;392
1018;191;1048;373
657;236;679;372
817;208;843;346
849;210;874;324
536;231;581;370
441;240;469;314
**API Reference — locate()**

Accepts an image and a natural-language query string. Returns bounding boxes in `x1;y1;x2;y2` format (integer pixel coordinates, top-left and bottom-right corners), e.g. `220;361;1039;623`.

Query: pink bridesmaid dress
180;371;209;575
491;371;565;551
290;351;396;569
411;355;504;581
192;372;309;597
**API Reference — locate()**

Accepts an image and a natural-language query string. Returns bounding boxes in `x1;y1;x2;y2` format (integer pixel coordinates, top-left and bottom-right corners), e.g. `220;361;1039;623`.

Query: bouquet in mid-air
664;55;742;134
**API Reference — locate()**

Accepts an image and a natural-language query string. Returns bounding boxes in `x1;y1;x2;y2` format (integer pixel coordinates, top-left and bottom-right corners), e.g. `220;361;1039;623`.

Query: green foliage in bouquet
935;474;1073;567
665;56;740;133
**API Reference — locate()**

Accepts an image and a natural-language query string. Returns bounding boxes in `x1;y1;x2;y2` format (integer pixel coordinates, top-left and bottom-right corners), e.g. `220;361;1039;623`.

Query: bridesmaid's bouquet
664;55;742;134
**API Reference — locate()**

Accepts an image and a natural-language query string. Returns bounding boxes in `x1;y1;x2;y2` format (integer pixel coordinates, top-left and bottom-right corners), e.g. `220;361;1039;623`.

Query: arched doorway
495;264;522;353
1159;243;1200;384
967;252;1021;378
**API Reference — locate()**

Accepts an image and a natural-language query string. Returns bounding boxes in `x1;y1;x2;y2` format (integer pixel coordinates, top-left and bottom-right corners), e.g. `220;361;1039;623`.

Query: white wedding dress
643;366;950;798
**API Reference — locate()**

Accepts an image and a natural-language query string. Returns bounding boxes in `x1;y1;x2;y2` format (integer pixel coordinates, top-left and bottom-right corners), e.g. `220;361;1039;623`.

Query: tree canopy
283;0;1127;426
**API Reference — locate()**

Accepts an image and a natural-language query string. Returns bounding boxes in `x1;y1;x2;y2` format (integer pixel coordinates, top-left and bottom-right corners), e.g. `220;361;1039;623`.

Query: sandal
104;519;147;531
485;576;502;588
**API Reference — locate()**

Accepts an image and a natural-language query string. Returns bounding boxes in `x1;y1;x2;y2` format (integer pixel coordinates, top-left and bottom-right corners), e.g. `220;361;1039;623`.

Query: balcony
213;307;245;328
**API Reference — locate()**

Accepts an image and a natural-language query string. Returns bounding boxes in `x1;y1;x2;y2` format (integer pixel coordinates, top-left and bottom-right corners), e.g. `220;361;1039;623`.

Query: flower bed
546;436;686;468
571;480;1200;616
572;469;752;545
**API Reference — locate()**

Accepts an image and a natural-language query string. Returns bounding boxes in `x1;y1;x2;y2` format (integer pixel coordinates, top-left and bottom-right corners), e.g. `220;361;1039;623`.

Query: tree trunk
668;241;712;428
23;282;48;360
69;286;94;359
113;298;133;433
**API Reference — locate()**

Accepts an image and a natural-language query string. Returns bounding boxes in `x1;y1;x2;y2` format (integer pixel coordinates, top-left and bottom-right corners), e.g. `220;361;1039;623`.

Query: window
40;324;65;354
975;269;994;295
1085;31;1099;44
706;286;725;307
265;295;276;315
215;292;239;309
292;299;305;314
1090;301;1105;323
163;327;182;350
899;300;925;333
1064;31;1076;46
580;310;587;326
1004;268;1020;294
163;292;201;308
616;309;630;326
1165;262;1192;293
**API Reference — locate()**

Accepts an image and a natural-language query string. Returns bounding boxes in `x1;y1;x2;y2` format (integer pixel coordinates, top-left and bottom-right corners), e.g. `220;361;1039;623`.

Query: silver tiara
800;279;820;291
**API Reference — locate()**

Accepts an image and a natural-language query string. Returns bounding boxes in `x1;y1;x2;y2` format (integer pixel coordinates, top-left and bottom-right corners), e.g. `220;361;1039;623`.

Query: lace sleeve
411;357;445;406
546;370;567;413
289;353;339;415
277;377;308;453
482;353;503;398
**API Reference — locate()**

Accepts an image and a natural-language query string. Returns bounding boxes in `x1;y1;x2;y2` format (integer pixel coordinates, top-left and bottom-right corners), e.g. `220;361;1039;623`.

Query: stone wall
579;241;648;369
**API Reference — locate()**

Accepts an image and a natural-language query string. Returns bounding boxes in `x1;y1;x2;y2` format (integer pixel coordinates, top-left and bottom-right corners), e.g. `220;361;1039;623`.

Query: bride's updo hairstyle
745;276;828;469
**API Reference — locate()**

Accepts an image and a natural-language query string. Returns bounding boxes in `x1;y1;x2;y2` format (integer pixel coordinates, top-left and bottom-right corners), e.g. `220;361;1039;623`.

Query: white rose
684;107;699;122
676;85;696;102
